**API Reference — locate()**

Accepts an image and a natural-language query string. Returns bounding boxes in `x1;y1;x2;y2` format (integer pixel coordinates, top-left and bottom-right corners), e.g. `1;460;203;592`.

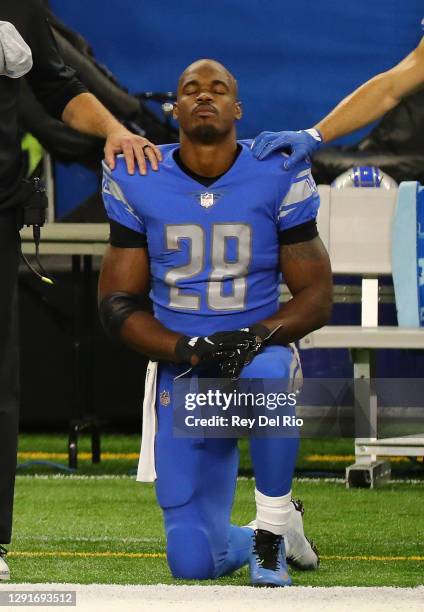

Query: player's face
174;62;242;144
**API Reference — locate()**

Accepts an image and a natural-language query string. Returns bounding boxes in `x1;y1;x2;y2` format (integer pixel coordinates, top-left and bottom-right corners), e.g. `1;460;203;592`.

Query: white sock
255;488;292;536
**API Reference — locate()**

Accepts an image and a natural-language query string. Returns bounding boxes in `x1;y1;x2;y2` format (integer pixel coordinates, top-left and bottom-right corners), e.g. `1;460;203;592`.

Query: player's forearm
119;310;183;362
317;40;424;143
259;286;333;345
315;73;399;143
62;92;122;138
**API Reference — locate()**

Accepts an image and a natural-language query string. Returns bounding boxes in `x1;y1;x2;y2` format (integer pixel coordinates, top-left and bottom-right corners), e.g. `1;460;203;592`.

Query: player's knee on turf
166;526;215;580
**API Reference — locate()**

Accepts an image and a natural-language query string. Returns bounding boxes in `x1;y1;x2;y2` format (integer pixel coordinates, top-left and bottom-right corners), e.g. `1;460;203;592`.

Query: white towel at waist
136;360;158;482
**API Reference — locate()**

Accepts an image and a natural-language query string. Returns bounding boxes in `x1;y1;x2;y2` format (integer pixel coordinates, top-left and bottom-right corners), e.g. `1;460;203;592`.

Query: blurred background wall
51;0;423;141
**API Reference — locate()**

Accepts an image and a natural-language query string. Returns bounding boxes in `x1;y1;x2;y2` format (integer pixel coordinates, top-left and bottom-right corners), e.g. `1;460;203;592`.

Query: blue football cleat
249;529;292;587
244;498;319;571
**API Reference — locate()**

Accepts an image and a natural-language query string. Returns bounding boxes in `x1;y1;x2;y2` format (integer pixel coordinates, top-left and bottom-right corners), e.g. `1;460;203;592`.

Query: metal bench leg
68;255;101;469
69;422;79;470
92;423;101;464
346;348;391;488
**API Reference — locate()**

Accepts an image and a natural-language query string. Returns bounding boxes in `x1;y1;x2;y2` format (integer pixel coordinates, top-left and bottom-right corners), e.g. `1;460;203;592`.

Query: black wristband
174;335;194;363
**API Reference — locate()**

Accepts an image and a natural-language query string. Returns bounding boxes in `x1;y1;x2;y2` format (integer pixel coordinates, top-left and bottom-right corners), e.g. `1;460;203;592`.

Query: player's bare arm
259;236;333;344
252;37;424;166
98;245;182;361
316;37;424;143
62;92;162;175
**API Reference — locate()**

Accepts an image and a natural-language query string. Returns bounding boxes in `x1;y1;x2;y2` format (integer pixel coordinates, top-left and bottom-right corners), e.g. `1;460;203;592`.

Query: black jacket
0;0;86;209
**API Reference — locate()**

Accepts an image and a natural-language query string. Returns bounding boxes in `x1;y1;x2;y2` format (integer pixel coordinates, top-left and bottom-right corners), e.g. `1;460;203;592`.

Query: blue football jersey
102;141;319;336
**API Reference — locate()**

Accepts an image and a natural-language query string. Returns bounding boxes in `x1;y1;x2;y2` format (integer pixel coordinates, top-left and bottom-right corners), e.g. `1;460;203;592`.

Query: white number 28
164;223;252;311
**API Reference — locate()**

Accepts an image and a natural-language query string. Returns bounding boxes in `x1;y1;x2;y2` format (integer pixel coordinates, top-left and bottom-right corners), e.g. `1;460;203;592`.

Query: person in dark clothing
0;0;160;581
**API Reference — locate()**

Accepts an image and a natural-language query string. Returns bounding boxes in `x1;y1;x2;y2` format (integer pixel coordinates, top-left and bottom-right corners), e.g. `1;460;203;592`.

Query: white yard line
1;584;423;612
15;474;424;485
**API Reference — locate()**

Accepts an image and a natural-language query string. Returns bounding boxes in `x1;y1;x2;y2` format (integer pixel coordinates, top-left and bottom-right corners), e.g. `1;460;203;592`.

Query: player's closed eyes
183;87;227;95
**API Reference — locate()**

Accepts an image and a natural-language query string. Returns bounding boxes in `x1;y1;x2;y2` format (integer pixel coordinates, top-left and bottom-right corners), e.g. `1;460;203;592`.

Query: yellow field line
305;454;418;464
322;555;424;561
9;551;424;562
18;452;422;463
18;452;140;461
10;551;166;559
306;454;356;462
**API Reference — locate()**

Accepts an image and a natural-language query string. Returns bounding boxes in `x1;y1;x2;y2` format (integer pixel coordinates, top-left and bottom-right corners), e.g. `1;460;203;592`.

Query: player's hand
175;330;259;370
251;129;323;170
218;325;270;380
104;127;162;176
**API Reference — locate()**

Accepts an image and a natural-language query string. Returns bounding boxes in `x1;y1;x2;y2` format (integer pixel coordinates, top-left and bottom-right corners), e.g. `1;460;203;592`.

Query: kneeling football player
99;59;332;586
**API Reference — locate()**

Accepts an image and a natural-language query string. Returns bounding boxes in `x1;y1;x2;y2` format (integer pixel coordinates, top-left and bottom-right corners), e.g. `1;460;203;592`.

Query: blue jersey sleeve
276;160;319;232
101;158;146;234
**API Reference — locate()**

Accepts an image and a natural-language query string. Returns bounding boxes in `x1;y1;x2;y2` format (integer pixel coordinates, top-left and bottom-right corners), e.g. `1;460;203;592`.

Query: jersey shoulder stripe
280;168;317;208
101;159;145;233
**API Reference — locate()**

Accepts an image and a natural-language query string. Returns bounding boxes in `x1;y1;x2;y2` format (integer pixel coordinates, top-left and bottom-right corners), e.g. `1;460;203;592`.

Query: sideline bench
300;185;424;487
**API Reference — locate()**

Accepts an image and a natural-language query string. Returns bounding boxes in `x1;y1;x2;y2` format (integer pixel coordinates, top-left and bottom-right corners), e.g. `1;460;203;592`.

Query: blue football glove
251;128;323;170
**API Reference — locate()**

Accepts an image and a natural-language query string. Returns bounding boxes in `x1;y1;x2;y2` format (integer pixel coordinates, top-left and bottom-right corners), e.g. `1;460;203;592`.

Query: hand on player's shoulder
284;156;312;176
102;155;140;186
247;139;312;181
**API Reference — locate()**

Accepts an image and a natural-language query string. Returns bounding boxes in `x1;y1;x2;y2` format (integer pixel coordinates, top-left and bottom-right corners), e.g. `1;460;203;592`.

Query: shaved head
174;57;242;146
178;59;238;99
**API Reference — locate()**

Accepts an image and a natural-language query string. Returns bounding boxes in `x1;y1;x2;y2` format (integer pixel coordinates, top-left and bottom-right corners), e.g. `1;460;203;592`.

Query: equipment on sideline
20;177;54;285
331;166;397;189
300;185;424;487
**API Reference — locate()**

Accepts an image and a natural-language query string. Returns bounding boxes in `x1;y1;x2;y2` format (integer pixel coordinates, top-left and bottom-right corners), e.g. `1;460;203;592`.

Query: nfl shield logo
200;192;215;208
160;390;171;406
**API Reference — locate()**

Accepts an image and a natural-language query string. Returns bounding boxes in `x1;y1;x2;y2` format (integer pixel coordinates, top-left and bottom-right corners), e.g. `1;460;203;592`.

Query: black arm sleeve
278;219;318;245
109;220;147;248
24;0;87;119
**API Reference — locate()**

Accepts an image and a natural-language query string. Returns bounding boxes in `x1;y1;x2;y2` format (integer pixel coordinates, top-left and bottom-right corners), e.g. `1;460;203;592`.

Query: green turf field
10;476;424;587
16;433;424;476
8;434;424;587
